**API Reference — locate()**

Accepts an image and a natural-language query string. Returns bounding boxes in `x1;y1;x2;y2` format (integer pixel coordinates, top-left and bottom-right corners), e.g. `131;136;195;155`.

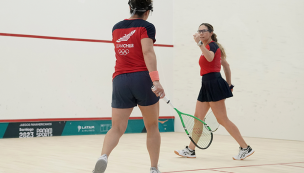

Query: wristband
229;84;234;90
149;71;159;82
197;41;203;47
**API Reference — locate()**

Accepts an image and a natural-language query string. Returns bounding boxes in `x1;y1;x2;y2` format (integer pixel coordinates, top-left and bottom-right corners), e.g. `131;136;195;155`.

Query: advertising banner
0;117;174;139
2;122;66;138
61;120;112;136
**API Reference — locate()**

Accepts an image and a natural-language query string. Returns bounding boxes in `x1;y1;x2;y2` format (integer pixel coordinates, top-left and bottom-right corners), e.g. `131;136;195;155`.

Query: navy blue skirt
197;72;233;102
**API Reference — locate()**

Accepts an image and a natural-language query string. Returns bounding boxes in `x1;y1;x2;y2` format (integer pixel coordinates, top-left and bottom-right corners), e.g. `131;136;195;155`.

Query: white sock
99;154;108;162
187;147;194;152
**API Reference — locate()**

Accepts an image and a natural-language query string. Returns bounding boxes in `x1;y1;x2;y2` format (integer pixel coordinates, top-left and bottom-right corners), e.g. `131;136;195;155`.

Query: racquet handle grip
151;86;175;108
163;96;170;104
162;96;175;109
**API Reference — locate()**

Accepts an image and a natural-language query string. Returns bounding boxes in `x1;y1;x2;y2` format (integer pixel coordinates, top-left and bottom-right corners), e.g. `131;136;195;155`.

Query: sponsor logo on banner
36;128;53;137
77;125;95;132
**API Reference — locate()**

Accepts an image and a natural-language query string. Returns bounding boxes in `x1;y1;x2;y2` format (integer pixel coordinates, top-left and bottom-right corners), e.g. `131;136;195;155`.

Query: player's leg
209;100;246;147
93;73;136;173
209;99;254;160
189;101;210;149
93;108;133;173
101;108;133;156
174;101;210;158
132;71;161;172
139;102;161;171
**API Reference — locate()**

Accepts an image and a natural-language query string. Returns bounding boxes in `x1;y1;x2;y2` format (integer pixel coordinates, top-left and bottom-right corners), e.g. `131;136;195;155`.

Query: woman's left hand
193;33;200;43
229;84;234;92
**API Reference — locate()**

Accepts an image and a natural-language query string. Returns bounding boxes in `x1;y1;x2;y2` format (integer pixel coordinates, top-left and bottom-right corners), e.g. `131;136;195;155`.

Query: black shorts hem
137;98;159;107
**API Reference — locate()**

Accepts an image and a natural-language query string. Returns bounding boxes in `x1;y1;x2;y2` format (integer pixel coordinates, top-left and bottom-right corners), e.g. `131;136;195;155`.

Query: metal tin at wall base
0;117;175;139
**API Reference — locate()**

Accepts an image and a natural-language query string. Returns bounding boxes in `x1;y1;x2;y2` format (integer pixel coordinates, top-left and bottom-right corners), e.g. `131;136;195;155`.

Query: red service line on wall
0;33;174;47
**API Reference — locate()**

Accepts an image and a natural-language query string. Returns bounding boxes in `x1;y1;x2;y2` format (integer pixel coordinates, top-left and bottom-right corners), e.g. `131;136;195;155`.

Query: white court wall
173;0;304;141
1;0;304;141
0;0;174;119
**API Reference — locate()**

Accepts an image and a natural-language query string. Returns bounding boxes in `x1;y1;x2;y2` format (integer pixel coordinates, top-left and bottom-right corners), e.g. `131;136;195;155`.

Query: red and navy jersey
112;19;156;79
199;41;221;76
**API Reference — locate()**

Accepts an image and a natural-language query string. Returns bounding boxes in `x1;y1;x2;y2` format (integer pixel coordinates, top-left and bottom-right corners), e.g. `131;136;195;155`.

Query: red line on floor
162;162;304;173
210;169;233;173
282;164;304;169
0;33;174;47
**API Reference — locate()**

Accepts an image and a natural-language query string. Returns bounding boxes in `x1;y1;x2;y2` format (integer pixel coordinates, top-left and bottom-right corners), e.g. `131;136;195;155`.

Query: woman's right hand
151;81;165;99
193;33;200;43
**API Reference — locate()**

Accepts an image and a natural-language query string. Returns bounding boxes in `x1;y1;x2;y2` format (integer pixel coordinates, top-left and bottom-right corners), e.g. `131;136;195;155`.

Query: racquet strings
181;113;212;149
205;111;220;132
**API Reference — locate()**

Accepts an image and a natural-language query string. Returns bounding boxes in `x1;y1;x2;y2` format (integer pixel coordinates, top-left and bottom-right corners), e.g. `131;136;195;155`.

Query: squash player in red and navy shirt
174;23;255;161
93;1;164;173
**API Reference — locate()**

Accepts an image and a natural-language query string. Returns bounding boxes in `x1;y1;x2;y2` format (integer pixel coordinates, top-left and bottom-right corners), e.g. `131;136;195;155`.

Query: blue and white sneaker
233;146;255;160
93;154;108;173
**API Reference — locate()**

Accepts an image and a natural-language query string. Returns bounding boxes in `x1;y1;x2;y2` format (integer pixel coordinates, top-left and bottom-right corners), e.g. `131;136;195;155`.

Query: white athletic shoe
93;154;108;173
150;167;161;173
174;146;196;158
233;146;255;160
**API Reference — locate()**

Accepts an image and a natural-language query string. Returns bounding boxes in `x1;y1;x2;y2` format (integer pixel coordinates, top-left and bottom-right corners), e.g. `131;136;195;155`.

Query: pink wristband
149;71;160;82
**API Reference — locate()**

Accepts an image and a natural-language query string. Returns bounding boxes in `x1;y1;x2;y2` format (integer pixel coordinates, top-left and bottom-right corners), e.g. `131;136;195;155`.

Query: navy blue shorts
112;71;159;108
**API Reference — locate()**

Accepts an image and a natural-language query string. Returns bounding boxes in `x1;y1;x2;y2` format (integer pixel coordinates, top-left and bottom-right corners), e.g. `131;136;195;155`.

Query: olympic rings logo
118;49;129;56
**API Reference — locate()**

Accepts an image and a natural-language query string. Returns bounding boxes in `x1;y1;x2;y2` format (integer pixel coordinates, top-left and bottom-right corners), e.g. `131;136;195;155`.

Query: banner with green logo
62;118;174;136
0;117;174;139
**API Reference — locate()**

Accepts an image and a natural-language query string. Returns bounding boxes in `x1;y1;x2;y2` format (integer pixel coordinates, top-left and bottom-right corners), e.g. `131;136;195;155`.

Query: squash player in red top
93;1;164;173
174;23;254;160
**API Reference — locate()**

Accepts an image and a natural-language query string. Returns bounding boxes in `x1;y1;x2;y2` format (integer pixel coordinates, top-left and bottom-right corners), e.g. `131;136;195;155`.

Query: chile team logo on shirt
116;30;136;43
115;30;136;56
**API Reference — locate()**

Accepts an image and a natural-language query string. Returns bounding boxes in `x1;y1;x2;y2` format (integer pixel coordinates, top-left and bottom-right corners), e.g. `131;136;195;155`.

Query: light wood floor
0;132;304;173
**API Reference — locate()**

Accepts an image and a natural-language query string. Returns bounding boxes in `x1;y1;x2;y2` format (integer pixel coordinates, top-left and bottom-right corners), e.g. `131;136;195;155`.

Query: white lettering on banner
20;123;52;127
19;128;35;138
19;128;34;132
19;132;34;138
20;123;30;127
116;30;136;43
78;126;95;132
31;123;52;126
36;128;53;137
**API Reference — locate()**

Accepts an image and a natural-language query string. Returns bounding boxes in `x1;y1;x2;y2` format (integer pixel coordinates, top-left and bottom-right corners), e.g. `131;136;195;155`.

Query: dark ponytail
200;23;227;59
129;0;153;17
211;33;218;42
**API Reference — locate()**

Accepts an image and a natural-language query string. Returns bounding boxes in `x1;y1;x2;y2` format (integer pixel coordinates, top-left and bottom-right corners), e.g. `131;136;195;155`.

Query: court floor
0;132;303;173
